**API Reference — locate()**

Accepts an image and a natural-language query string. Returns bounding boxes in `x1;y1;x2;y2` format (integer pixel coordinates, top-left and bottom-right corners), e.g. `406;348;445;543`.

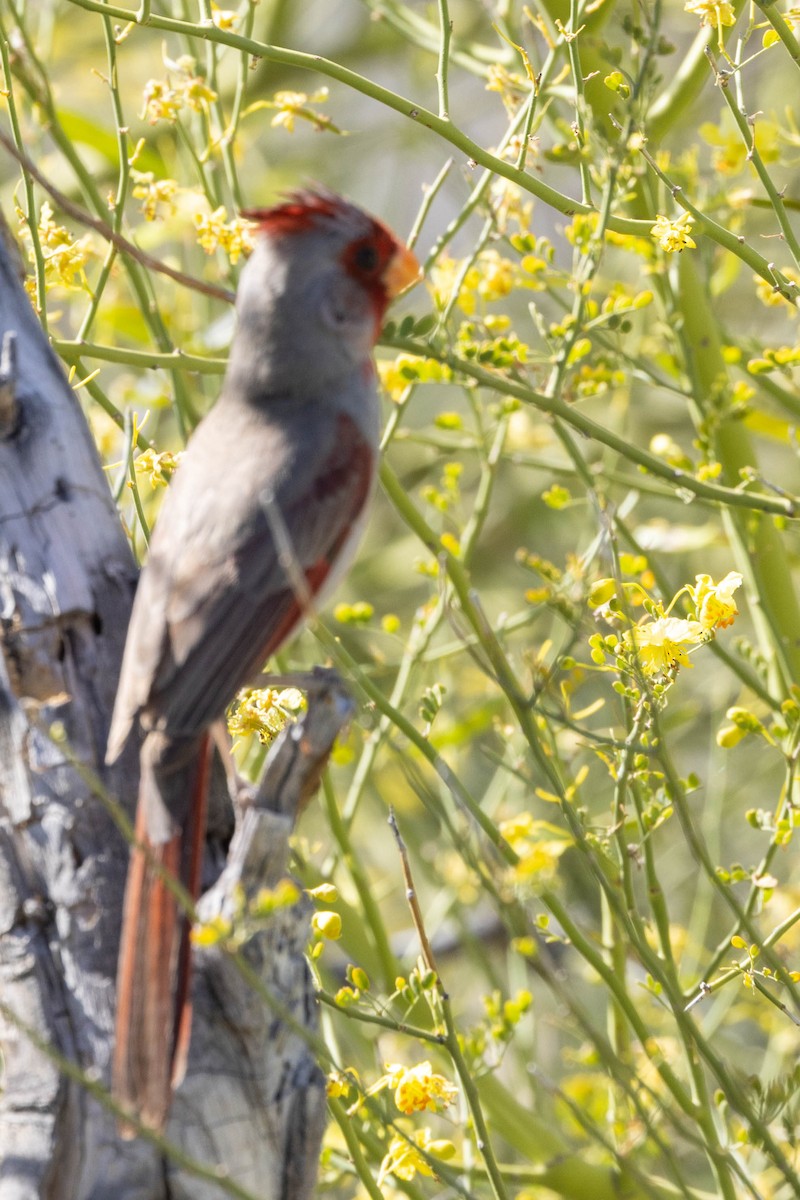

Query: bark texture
0;214;335;1199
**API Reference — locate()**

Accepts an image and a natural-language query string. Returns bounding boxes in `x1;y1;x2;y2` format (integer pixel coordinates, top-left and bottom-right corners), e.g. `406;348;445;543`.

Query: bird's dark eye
353;242;380;273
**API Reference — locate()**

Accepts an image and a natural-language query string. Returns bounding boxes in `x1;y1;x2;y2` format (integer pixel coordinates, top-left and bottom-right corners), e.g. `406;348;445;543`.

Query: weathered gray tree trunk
0;215;333;1199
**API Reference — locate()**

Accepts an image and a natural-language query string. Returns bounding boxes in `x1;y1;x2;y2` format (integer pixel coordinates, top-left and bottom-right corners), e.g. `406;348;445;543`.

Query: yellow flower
477;249;516;301
689;571;742;630
499;815;572;883
373;1062;458;1114
307;883;339;903
19;201;94;292
194;206;255;264
132;177;180;221
227;686;305;744
700;118;779;175
326;1070;357;1100
490;176;534;232
179;74;218;112
43;240;92;290
650;432;692;468
498;813;535;843
269;87;334;133
754;269;800;309
485;63;528;115
429;255;480;315
250;879;300;916
378;356;415;401
191;914;233;947
378;1129;456;1184
134;447;182;488
684;0;735;27
142;59;217;123
210;1;239;29
141;79;182;123
624;616;706;675
311;910;342;939
377;355;452;402
651;212;696;253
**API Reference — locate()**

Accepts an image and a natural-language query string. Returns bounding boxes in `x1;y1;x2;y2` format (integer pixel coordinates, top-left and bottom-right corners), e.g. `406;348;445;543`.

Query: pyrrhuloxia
106;188;420;1133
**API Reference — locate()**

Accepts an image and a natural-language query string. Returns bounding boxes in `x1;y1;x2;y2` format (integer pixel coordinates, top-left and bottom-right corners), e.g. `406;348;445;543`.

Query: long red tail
113;735;211;1135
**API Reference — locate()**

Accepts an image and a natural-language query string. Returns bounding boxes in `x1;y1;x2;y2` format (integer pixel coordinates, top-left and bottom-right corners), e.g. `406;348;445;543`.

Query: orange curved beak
384;240;422;299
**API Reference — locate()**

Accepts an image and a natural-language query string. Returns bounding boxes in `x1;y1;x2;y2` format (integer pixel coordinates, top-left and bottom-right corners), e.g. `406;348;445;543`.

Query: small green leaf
413;313;437;336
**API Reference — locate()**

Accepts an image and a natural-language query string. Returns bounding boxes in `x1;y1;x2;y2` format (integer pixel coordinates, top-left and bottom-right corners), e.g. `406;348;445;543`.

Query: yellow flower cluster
624;615;704;674
227;686;305;744
141;79;183;124
377;354;452;402
591;571;743;679
378;1129;456;1184
210;1;239;29
326;1070;355;1100
485;62;529;114
19;201;93;294
333;600;374;624
689;571;742;630
194;206;255;264
754;268;800;309
430;249;519;315
700;117;779;176
191;914;233;947
270;87;339;133
684;0;735;28
499;813;573;883
651;212;696;253
132;177;180;222
141;56;217;124
372;1060;458;1115
134;447;183;489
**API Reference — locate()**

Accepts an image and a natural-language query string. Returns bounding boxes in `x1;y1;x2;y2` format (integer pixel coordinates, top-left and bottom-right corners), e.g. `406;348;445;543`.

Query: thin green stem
315;621;516;862
0;23;47;327
406;157;453;251
435;0;452;120
52;339;227;374
636;138;799;303
55;0;664;238
382;333;800;517
327;1098;385;1200
651;707;800;1015
715;53;800;267
317;991;446;1044
566;0;592;205
320;772;397;989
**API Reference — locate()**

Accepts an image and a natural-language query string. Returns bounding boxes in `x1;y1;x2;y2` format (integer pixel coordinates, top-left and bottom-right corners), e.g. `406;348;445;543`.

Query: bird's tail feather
113;734;211;1136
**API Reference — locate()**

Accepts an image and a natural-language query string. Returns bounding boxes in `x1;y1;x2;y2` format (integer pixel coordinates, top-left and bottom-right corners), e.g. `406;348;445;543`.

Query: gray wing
107;396;373;760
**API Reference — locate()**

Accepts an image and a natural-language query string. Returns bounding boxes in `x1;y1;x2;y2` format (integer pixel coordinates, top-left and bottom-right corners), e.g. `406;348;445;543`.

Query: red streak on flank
253;410;374;665
257;560;332;664
317;411;374;533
